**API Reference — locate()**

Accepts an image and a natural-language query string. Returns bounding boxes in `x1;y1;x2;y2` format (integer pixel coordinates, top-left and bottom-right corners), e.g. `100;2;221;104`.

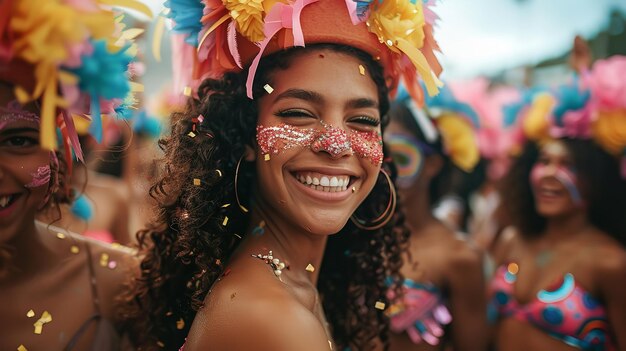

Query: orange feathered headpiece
165;0;443;105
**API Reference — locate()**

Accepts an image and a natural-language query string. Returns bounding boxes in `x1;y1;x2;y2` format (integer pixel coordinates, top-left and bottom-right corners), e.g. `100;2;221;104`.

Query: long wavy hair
499;139;626;245
121;44;410;350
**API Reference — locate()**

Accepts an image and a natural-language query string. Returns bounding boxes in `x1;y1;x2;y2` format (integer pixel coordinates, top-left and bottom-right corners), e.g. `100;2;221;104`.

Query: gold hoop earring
234;155;249;213
350;169;397;231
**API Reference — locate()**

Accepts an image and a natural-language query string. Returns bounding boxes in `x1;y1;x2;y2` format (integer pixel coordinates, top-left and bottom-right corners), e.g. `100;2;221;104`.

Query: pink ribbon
246;0;319;98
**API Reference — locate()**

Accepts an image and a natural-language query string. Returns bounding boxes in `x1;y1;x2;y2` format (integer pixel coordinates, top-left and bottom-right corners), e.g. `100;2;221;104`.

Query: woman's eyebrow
0;127;39;135
273;89;378;110
273;88;323;104
346;97;378;110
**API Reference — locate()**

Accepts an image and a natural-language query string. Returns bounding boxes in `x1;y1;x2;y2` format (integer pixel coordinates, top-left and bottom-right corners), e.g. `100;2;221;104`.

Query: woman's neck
238;206;328;287
544;210;591;242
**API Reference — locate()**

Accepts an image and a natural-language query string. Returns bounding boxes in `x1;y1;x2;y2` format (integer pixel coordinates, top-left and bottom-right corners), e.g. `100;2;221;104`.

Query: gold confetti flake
328;340;333;350
157;341;165;348
33;311;52;335
375;301;386;310
183;86;192;97
221;203;231;208
187;131;196;138
99;253;109;267
193;178;201;186
305;264;315;273
358;64;365;75
176;318;185;330
263;84;274;94
18;345;28;351
56;233;66;239
70;245;80;254
234;233;242;239
263;154;270;161
26;310;35;318
165;311;173;316
222;216;229;226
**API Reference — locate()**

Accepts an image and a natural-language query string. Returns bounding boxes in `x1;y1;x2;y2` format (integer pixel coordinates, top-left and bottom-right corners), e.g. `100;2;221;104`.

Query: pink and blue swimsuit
489;264;616;351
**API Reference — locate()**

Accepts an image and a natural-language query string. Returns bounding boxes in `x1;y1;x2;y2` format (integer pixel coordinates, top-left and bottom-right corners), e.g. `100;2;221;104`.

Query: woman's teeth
0;195;15;208
296;173;350;192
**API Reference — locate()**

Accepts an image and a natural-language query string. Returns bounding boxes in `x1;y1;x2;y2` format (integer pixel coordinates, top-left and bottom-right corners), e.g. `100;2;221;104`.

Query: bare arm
447;246;489;351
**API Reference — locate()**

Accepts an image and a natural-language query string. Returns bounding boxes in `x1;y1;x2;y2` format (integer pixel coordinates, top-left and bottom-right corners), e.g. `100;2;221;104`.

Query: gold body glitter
374;301;386;310
263;84;274;94
70;245;80;254
305;264;315;273
56;233;66;239
26;310;35;318
358;64;365;75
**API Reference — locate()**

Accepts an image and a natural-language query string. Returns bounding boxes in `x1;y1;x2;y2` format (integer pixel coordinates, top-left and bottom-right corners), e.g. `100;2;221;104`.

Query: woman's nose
310;123;353;158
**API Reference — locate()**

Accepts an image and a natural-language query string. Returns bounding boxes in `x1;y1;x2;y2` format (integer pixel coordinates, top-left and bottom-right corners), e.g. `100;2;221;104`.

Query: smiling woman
120;0;443;350
491;59;626;351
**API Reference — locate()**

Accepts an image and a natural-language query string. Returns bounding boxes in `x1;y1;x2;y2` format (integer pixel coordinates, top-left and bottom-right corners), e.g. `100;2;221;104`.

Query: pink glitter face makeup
25;165;51;188
531;163;583;206
0;101;40;130
256;122;383;164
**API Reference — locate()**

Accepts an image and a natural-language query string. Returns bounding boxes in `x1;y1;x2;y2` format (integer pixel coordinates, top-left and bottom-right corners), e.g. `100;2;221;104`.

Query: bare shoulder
185;261;331;351
37;222;138;320
590;238;626;276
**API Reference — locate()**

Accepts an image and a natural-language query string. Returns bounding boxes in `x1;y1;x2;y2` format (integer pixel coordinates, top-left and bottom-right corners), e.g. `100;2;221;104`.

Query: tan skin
184;49;382;351
38;160;132;244
383;121;488;351
492;140;626;351
0;79;136;350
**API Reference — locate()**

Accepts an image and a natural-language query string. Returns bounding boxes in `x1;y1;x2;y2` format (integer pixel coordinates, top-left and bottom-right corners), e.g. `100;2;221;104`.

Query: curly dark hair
120;44;410;351
499;138;626;245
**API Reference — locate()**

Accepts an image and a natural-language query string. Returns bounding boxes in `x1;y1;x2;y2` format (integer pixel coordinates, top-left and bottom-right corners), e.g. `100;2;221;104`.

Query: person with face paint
120;1;443;350
490;56;626;351
0;1;149;349
382;85;488;351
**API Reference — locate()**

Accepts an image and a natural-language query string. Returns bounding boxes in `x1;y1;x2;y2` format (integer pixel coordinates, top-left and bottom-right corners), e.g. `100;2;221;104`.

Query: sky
435;0;626;79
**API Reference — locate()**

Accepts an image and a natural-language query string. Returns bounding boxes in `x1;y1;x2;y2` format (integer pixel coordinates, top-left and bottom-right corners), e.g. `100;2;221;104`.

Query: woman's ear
244;144;256;162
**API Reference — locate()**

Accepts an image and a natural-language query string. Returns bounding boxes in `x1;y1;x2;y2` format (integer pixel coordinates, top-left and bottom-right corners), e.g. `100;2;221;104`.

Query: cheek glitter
256;124;317;155
531;163;583;206
350;130;383;165
256;122;383;164
25;165;51;188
